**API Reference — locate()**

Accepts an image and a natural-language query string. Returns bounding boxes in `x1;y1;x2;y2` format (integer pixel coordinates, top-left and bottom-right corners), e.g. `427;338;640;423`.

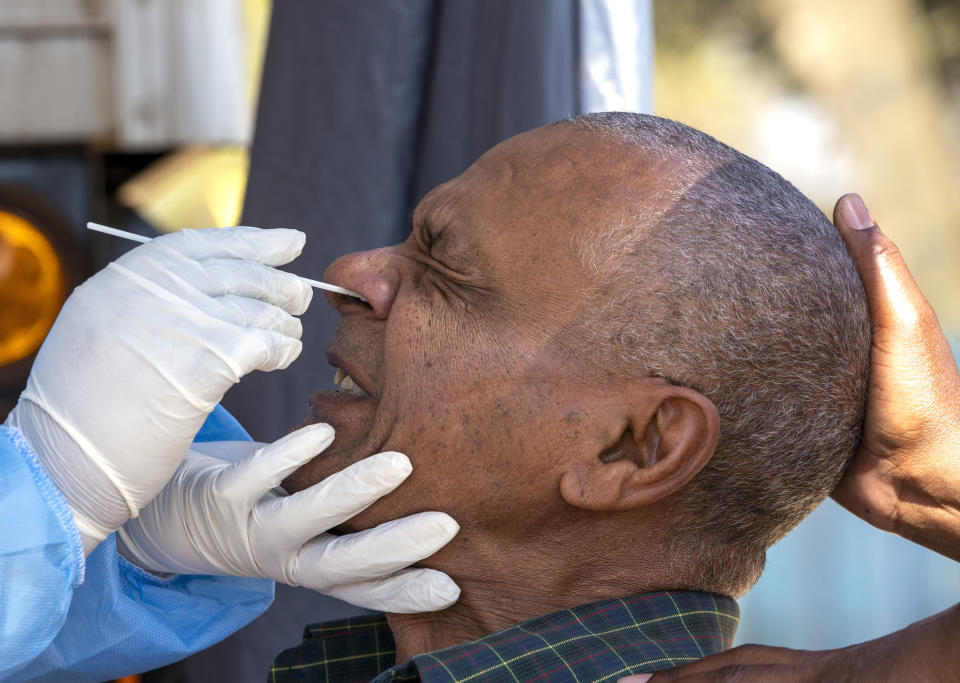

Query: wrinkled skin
282;124;668;542
281;122;724;660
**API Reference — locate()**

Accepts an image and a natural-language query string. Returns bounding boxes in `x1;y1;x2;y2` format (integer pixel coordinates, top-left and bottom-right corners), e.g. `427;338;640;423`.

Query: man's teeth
332;368;369;397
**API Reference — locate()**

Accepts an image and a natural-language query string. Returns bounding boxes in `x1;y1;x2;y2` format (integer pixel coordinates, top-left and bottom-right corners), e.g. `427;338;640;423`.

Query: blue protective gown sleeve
1;405;275;682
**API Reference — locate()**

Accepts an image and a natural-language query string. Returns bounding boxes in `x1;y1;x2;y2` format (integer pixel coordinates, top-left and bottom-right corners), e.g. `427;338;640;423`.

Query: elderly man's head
284;112;869;598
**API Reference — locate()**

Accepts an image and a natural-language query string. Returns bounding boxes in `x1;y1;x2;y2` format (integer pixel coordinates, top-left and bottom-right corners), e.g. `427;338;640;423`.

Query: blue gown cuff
0;425;84;586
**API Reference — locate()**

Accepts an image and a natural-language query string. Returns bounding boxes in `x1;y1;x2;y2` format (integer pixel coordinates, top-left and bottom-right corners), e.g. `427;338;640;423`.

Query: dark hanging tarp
224;0;581;441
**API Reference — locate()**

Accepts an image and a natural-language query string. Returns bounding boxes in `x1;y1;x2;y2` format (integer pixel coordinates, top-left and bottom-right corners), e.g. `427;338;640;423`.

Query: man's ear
559;382;719;512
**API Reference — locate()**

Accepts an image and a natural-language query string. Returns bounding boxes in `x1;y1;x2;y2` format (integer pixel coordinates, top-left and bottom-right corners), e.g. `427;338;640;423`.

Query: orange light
0;210;67;365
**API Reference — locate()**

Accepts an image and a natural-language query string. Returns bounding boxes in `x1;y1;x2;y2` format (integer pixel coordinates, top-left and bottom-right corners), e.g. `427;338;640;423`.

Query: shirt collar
269;591;739;683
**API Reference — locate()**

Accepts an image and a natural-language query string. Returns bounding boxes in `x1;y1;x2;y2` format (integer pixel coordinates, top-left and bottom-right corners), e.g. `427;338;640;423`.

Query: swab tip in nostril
300;277;367;302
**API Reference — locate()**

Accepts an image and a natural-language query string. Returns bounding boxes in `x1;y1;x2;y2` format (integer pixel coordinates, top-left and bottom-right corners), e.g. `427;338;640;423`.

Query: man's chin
282;389;379;493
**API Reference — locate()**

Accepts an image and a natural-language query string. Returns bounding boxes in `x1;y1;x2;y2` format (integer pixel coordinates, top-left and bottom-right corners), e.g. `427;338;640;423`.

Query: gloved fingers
230;327;303;374
257;451;413;545
325;568;461;613
220;423;335;504
292;511;459;588
110;242;311;321
153;226;306;266
199;259;312;315
214;295;303;339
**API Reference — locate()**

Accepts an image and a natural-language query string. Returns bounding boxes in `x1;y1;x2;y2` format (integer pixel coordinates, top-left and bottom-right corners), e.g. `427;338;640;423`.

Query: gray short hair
566;112;870;596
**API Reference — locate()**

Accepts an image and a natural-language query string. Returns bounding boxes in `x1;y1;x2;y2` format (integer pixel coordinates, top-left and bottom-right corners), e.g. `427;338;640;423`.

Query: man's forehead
413;125;657;231
472;124;624;189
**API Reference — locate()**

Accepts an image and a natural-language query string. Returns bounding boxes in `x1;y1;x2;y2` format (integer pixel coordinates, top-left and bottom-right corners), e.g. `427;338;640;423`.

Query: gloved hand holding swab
12;223;319;553
86;222;367;302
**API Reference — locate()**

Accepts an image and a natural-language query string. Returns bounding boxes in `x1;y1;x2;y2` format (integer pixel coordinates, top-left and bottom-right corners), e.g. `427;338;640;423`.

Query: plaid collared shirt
268;591;738;683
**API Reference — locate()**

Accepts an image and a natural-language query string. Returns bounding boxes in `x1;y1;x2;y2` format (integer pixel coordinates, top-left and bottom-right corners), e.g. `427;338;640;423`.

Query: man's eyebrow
413;212;440;242
415;201;458;244
417;207;487;269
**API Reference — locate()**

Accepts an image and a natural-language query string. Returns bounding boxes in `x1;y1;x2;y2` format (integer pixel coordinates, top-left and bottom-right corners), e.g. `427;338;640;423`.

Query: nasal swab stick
86;222;366;302
87;222;152;243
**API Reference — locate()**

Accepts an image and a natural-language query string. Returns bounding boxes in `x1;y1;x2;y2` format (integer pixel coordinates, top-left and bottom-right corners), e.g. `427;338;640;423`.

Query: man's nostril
322;247;401;318
331;291;373;311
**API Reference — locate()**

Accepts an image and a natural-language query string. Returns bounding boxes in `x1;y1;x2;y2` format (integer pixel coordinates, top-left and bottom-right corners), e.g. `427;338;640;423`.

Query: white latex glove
117;423;462;613
6;227;312;553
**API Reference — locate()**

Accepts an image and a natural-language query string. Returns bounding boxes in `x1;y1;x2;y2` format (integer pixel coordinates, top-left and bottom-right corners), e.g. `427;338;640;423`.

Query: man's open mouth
333;368;371;398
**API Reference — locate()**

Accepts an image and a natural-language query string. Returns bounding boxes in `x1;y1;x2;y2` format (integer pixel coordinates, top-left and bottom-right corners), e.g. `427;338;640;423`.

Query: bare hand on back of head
829;193;960;563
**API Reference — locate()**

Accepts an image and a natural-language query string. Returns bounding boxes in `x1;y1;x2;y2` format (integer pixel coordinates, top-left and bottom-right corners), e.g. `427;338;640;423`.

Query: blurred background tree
655;0;960;342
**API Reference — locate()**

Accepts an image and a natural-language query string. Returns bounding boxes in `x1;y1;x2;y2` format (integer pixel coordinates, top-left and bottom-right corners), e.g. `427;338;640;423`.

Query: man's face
284;124;662;537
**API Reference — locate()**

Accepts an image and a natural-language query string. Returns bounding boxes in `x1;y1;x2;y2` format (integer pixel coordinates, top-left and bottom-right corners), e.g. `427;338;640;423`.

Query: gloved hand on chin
117;424;461;613
6;227;312;554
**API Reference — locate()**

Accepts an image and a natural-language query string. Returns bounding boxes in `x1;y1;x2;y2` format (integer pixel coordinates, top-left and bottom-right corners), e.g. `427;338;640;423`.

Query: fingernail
840;194;875;230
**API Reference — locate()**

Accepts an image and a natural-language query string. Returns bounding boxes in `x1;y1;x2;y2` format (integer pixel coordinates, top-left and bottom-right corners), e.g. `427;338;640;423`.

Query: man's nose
322;246;400;318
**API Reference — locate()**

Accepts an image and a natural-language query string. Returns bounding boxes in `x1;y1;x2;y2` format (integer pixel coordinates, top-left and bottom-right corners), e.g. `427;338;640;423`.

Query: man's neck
386;580;563;662
384;535;652;663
